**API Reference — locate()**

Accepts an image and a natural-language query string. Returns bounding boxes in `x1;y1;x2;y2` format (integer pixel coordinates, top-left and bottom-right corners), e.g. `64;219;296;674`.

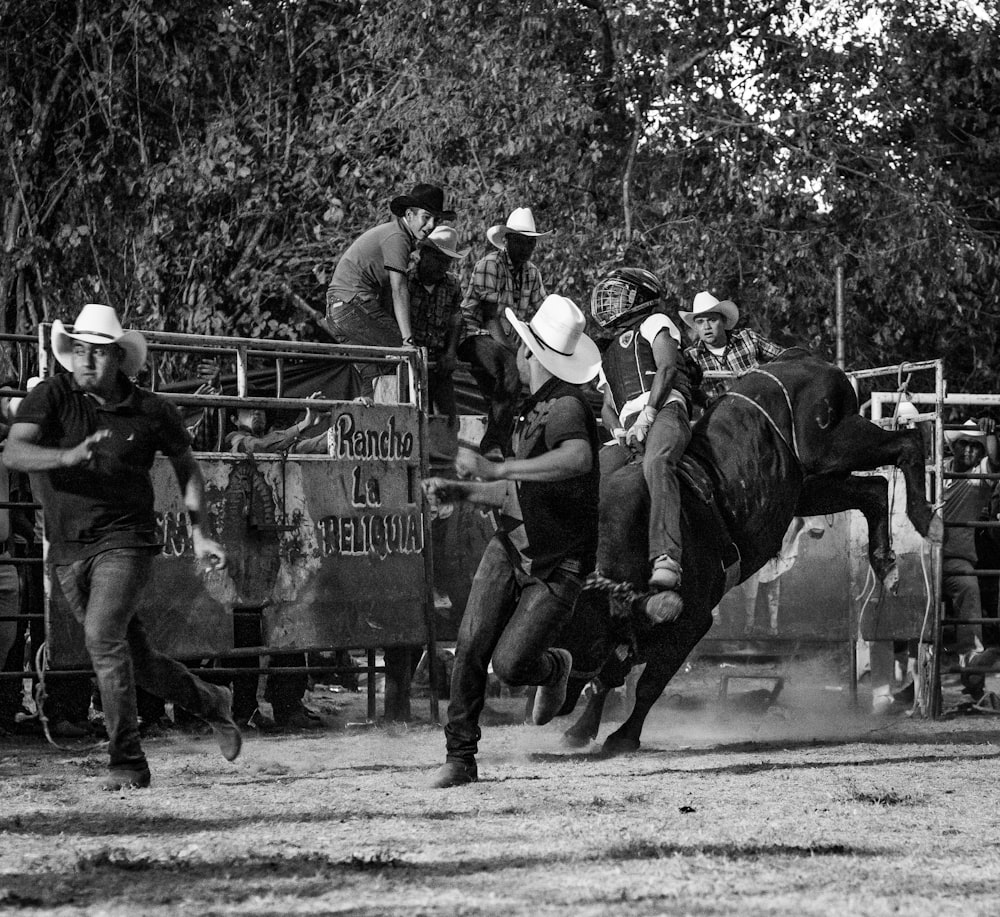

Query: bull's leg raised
810;417;936;539
797;474;899;589
602;609;713;756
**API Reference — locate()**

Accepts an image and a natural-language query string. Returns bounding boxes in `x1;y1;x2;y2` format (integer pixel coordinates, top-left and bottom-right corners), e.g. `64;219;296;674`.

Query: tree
1;0;997;391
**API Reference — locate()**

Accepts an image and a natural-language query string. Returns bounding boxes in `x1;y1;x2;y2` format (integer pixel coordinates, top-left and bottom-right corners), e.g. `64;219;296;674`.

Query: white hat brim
505;308;601;385
487;224;555;250
51;320;148;377
680;299;739;331
945;427;988;445
427;241;471;260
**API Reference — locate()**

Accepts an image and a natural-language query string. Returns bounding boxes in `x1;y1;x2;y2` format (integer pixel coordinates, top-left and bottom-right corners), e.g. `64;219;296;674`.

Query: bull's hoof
645;590;683;625
561;728;594;749
602;730;640;757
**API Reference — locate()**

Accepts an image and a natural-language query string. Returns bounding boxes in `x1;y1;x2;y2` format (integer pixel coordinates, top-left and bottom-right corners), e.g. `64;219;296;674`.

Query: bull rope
724;368;802;465
582;571;651;618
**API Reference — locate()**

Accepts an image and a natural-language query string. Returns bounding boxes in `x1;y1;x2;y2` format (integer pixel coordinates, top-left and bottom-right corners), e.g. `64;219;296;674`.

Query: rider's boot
648;554;682;592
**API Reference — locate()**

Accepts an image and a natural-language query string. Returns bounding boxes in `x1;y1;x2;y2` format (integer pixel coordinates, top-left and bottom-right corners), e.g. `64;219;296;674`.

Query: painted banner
46;403;431;667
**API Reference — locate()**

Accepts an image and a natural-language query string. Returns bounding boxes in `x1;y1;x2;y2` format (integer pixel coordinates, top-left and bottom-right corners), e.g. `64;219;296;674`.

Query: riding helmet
591;267;663;327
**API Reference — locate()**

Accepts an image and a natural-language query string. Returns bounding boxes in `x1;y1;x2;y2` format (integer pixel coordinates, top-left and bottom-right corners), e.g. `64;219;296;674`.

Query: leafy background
2;0;997;389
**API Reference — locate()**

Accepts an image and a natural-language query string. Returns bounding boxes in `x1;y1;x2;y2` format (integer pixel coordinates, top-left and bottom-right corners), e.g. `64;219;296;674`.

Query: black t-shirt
15;373;191;563
496;377;600;578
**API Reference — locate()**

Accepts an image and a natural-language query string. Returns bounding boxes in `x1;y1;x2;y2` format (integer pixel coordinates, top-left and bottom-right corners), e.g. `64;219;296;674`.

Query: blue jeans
326;295;402;391
54;549;229;771
444;537;582;762
599;400;691;563
943;556;983;654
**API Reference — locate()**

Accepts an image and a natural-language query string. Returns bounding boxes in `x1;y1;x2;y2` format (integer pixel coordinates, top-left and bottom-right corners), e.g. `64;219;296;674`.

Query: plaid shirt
685;328;785;403
460;249;546;346
409;273;462;356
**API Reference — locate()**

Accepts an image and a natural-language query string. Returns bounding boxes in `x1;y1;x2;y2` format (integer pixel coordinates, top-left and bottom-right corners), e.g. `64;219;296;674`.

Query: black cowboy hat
389;183;457;220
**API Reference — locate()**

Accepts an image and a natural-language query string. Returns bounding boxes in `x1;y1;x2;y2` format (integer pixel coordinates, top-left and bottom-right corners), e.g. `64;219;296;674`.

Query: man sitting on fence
326;183;457;395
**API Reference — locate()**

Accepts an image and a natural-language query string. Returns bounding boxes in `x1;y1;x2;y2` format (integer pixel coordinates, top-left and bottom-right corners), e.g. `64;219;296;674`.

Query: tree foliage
1;0;998;389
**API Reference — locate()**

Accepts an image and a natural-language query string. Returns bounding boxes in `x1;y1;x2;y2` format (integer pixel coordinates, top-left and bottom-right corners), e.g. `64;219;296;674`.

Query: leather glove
626;406;658;450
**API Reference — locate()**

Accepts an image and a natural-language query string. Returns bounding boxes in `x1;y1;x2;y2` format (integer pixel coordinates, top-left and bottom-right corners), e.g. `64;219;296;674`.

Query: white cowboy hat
945;419;989;445
680;290;740;331
487;207;554;250
51;304;148;377
505;295;601;385
424;226;470;260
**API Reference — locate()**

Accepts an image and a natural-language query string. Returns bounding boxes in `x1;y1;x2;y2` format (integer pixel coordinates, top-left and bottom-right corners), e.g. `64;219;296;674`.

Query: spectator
457;207;551;459
409;226;469;425
0;378;91;737
681;291;784;405
941;418;1000;702
226;392;328;456
326;183;457;394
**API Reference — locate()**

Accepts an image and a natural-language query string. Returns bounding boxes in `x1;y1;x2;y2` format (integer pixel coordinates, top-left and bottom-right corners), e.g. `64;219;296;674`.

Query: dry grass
1;663;999;915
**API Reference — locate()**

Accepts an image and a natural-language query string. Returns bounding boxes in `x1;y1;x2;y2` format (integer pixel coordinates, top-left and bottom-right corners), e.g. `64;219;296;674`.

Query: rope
33;642;107;754
726;392;801;468
743;367;801;460
583;571;651;617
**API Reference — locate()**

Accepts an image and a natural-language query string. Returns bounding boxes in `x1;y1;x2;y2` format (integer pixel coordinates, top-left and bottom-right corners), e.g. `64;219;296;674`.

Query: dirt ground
2;657;999;917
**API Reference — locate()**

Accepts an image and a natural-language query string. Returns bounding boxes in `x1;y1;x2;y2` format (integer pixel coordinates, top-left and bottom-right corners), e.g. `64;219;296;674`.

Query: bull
557;351;939;754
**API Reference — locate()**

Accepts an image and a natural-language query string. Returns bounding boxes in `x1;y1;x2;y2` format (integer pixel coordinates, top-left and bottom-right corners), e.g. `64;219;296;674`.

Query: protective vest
603;318;695;418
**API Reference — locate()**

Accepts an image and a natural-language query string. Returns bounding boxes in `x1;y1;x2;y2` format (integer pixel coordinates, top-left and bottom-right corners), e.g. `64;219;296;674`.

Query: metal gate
4;326;443;723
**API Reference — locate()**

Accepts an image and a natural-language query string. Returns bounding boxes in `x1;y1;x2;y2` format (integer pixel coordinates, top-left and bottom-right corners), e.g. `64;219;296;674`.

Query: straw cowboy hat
389;183;457;221
51;304;148;377
680;290;740;331
487;207;554;250
505;295;600;385
424;226;470;260
945;419;989;446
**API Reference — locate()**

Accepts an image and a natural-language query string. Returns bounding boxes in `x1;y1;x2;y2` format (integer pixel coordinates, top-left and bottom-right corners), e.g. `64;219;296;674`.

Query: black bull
555;353;939;755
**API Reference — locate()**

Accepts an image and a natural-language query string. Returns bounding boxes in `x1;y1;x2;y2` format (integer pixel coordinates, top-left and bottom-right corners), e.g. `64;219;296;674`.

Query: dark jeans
457;335;521;455
327;295;402;392
54;549;229;771
428;366;458;424
0;557;20;725
7;542;91;725
599;401;691;563
943;556;983;654
444;537;582;762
